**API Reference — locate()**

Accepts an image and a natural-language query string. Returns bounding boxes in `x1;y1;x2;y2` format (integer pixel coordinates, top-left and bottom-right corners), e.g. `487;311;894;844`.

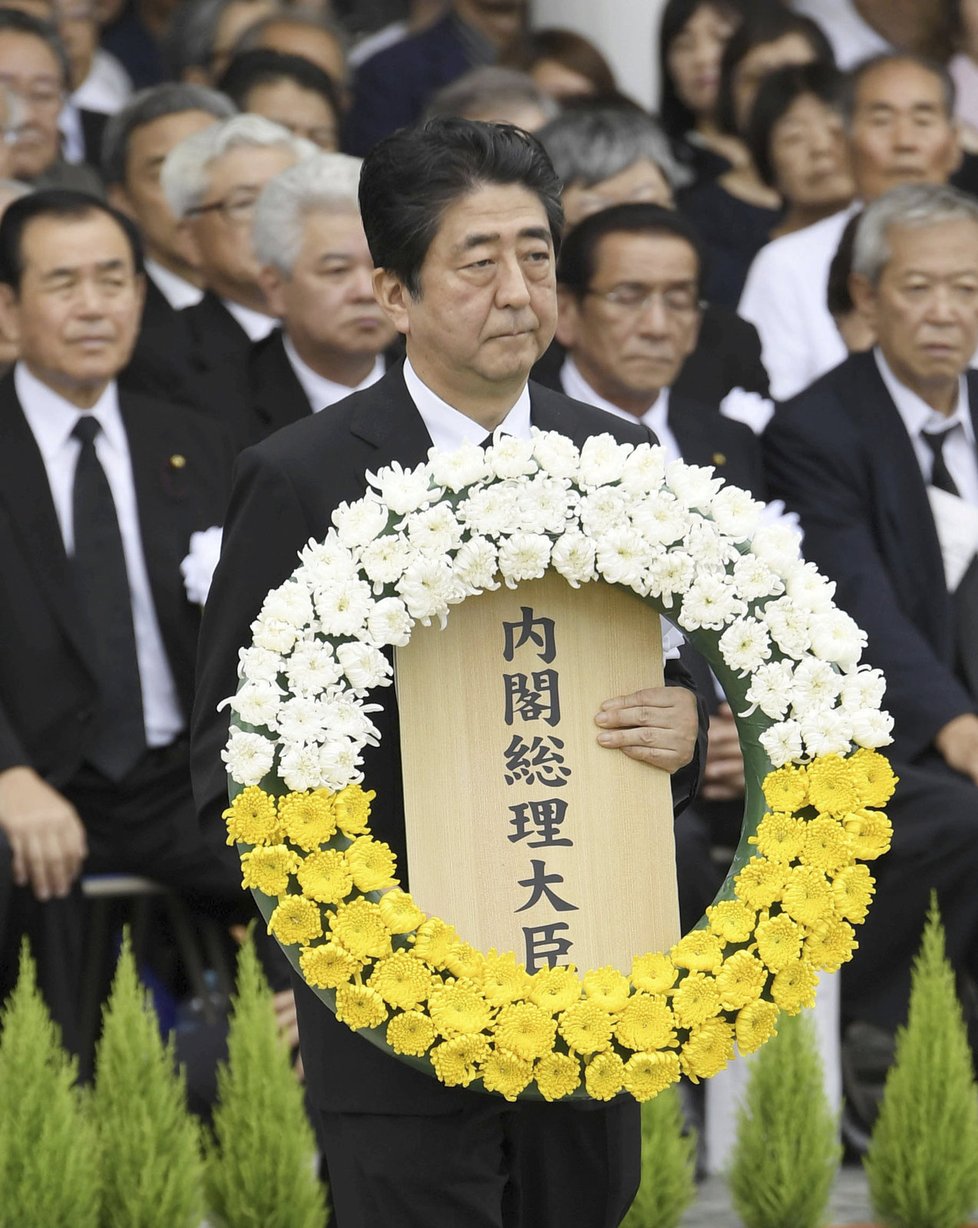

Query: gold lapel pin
712;451;727;466
170;454;186;469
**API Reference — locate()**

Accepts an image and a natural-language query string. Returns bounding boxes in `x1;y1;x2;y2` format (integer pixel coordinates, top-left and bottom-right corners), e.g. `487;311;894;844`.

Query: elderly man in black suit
765;183;978;1072
192;118;704;1228
0;189;246;1051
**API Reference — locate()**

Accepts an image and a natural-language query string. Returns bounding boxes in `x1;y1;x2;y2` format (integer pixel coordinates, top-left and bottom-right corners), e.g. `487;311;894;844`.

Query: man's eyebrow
454;226;552;254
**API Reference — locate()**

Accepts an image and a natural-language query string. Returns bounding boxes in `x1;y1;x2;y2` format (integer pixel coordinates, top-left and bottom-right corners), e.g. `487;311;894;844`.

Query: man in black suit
764;182;978;1052
0;190;247;1050
192;118;703;1228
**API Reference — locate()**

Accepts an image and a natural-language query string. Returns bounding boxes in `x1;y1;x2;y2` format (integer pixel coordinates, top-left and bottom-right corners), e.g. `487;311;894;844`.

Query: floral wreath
222;429;896;1104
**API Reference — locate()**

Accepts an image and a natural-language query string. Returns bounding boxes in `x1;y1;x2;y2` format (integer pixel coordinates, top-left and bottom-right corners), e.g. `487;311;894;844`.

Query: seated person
217;47;341;150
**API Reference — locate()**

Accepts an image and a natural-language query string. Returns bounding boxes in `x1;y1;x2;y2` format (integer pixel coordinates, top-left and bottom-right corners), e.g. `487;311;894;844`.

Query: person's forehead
132;109;219;157
884;217;978;262
0;31;60;72
298;205;366;246
856;61;946;109
433;182;551;244
593;229;698;274
22;211;132;267
207;142;294;187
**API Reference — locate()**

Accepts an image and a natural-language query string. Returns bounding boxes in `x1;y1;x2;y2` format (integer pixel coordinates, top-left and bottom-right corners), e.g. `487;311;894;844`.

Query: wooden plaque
395;573;679;976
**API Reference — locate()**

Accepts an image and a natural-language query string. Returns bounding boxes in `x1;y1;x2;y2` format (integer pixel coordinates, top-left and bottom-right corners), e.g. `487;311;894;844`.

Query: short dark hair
840;52;956;126
0;7;70;88
657;0;747;142
826;209;861;318
503;27;618;97
358;116;564;298
556;202;705;299
746;61;845;188
0;189;144;290
217;48;343;121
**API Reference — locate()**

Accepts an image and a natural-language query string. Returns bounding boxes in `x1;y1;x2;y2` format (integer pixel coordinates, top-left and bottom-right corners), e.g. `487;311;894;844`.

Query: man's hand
0;766;87;900
935;713;978;787
595;686;699;773
702;703;746;801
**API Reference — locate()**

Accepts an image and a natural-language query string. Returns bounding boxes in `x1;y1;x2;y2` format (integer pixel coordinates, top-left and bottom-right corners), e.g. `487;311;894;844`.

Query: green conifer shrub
622;1083;697;1228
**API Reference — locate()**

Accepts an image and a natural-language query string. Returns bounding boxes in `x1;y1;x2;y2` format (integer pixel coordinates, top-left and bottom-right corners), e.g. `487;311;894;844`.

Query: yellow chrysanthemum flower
770;959;818;1014
781;865;834;929
584;1050;626;1101
223;786;280;846
267;894;323;946
444;941;486;983
333;784;375;836
805;919;857;973
387;1010;436;1056
807;755;860;816
848;747;897;809
299;940;360;989
762;764;809;813
671;972;720;1029
481;1050;534;1101
494;1002;557;1061
832;864;876;923
278;790;337;851
671;930;724;973
622;1051;681;1101
534;1051;582;1101
735;857;787;910
715;949;767;1011
367;950;433;1009
803;815;854;874
558;1000;615;1054
428;979;494;1038
680;1017;734;1082
735;999;780;1054
630;952;677;995
582;966;631;1013
430;1034;489;1087
754;913;802;971
483;950;534;1007
335;983;387;1030
411;918;460;968
749;811;806;863
378;888;426;934
329;897;393;960
296;849;353;904
240;843;300;896
614;993;677;1052
843;809;893;861
346;834;398;892
707;899;757;945
529;964;582;1014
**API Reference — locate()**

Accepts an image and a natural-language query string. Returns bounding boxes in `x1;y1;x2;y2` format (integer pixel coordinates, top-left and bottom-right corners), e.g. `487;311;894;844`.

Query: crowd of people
1;0;978;1217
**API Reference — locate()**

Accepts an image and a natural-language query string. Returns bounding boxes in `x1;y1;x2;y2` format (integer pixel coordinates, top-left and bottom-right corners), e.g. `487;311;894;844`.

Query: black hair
657;0;748;142
839;52;956;125
0;7;70;88
556;201;706;299
714;6;834;137
826;209;861;318
0;189;144;289
358;116;564;298
746;61;845;188
217;48;343;120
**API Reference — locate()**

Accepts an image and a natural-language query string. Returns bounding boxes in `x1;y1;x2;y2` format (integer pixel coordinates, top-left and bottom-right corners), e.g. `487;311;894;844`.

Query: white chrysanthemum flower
578;433;631;488
458;484;523;538
594;526;647;587
319;738;364;790
762;597;812;659
285;639;343;695
849;707;894;748
488;434;537;479
276;696;327;745
784;560;837;613
682;518;740;571
551;530;597;587
751;520;803;575
366;460;441;515
531;427;581;479
743;660;795;719
799;708;853;757
251;616;300;655
331;494;390;548
259;580;314;629
759;719;804;767
223;727;276;786
297;535;360;589
629;491;689;546
732;554;784;602
358;535;417;591
809;609;866;670
619;442;667;493
427;442;489;491
518;474;576;534
278;742;324;792
678;574;746;631
646;550;696;608
665;459;723;511
365;596;413;647
396;555;457;624
788;657;842;715
710;485;764;541
314;578;374;636
498;533;552;587
336;641;393;694
319;692;382;743
718;617;772;676
453;536;499;593
405;503;465;556
838;666;887;712
237;644;284;684
579;487;629;537
227;679;284;729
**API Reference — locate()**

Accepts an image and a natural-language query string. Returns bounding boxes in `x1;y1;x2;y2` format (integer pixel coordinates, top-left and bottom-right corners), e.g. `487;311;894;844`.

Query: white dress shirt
16;363;184;747
559;356;682;463
789;0;891;68
224;299;277;342
284;335;384;413
71;49;133;115
145;259;204;311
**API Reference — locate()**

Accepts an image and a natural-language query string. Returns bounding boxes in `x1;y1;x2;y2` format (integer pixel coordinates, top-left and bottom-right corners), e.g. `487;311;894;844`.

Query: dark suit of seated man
192;118;705;1228
764;183;978;1047
0;190;249;1053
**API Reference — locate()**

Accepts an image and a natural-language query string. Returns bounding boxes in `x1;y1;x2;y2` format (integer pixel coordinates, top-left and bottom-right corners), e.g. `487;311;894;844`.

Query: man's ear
0;282;21;346
257;264;287;319
848;271;878;329
554;285;581;349
372;267;411;336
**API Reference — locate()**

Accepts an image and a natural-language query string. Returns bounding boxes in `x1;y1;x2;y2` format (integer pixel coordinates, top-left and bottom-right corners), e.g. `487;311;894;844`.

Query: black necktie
71;416;146;780
922;426;978;698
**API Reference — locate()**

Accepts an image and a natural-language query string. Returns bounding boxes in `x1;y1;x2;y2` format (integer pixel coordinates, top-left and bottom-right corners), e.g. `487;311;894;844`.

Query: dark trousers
316;1095;641;1228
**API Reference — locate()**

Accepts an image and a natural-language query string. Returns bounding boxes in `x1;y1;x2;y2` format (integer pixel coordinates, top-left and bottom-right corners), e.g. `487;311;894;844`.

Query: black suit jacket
764;350;978;762
191;362;704;1115
0;373;233;786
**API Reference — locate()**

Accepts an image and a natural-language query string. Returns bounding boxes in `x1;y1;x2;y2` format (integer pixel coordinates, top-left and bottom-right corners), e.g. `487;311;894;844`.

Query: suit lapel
348;362;434;472
252;332;315;434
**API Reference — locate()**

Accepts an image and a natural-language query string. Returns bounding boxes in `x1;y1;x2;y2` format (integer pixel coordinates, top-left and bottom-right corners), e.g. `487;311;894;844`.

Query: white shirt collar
402;355;532;448
223;298;276;342
145;259;204;311
874;346;974;444
283;334;384;412
15;362;124;461
559;356;680;461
